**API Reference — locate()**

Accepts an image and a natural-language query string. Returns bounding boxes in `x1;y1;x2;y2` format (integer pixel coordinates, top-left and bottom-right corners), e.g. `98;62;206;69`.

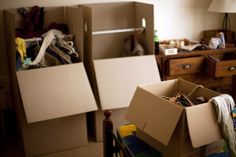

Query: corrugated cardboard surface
17;63;97;123
21;112;88;157
89;2;154;59
136;112;204;157
6;6;97;124
135;2;154;57
186;103;222;148
92;33;131;59
95;55;160;110
81;2;155;109
4;6;96;156
80;2;157;143
82;2;135;31
125;80;183;145
14;81;88;157
205;140;225;156
81;2;154;59
126;79;223;155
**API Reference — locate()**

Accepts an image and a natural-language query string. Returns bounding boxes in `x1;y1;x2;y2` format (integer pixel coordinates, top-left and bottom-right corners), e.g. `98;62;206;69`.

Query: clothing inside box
14;6;82;71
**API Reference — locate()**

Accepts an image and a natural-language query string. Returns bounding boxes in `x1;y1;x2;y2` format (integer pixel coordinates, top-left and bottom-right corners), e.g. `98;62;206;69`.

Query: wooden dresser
155;48;236;99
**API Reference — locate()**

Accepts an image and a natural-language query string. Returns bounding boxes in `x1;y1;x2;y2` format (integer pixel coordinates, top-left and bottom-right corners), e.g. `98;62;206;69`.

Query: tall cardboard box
125;79;223;157
4;7;97;157
80;2;161;141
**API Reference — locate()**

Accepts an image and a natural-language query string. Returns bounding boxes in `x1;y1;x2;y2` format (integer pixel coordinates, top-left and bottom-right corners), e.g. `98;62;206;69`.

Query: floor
0;109;103;157
41;142;103;157
0;137;103;157
0;137;24;157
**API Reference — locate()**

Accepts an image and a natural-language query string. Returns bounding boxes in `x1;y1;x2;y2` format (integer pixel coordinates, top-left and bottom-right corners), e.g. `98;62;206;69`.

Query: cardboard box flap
65;7;84;61
16;63;97;123
141;79;179;97
125;84;184;145
186;103;222;148
94;55;160;110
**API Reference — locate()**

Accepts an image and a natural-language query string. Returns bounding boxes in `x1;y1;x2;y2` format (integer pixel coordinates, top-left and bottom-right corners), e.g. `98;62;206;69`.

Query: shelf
92;27;144;35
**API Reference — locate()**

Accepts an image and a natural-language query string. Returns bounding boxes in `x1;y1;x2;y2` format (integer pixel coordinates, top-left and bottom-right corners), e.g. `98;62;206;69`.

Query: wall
156;0;224;40
0;0;231;107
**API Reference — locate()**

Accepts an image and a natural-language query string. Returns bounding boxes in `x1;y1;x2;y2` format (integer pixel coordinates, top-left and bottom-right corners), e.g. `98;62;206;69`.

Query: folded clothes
207;152;230;157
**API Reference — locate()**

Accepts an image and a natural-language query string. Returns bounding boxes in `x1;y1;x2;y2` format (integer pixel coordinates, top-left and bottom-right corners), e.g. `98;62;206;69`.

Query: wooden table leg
103;110;113;157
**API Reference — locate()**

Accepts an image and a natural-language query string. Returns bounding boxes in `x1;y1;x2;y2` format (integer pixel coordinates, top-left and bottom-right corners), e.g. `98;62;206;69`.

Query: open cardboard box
125;79;223;157
79;2;161;141
4;7;97;157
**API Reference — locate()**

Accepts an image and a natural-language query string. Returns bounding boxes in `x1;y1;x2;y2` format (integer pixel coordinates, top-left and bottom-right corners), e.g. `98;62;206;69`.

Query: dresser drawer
206;53;236;77
167;56;204;75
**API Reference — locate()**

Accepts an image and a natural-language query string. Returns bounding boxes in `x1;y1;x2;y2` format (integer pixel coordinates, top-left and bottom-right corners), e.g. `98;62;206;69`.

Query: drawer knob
228;66;236;71
183;64;191;69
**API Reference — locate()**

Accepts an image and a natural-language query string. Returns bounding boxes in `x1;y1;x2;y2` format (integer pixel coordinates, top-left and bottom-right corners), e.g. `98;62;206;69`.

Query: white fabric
210;94;236;157
31;29;64;65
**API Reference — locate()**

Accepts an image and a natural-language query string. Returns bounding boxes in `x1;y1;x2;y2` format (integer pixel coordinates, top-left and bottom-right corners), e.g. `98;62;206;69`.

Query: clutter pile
15;6;80;71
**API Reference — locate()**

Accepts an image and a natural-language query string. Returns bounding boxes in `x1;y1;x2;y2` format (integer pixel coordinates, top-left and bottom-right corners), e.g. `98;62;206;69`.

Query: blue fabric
16;53;22;71
207;152;230;157
117;125;162;157
121;134;162;157
118;125;229;157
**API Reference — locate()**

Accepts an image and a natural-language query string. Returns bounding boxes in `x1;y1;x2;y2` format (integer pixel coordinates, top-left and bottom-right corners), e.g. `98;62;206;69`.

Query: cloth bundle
16;29;79;71
210;94;236;157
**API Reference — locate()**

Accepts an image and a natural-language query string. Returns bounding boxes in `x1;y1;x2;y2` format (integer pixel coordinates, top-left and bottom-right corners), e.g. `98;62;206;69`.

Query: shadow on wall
189;0;212;9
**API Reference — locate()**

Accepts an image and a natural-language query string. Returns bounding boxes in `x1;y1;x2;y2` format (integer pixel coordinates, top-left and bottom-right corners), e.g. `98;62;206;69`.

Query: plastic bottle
154;30;160;54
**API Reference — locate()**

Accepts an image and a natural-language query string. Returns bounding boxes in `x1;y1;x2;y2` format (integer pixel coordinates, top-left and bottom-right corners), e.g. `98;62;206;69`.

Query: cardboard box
205;140;225;156
4;7;97;156
87;55;160;141
80;2;160;141
125;79;223;157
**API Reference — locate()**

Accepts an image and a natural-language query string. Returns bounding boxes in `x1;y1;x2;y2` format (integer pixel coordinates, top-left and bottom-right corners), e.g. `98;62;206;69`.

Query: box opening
81;2;154;60
12;7;84;71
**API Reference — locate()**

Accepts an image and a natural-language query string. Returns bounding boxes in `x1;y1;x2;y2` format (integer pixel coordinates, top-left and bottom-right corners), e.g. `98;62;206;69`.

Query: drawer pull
228;66;236;71
183;64;191;69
